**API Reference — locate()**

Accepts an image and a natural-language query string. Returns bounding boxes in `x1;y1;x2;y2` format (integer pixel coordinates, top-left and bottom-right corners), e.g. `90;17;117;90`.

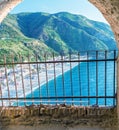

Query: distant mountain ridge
0;12;117;61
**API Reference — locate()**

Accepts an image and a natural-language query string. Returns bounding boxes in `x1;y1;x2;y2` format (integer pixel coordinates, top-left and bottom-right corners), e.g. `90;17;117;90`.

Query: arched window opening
0;0;117;107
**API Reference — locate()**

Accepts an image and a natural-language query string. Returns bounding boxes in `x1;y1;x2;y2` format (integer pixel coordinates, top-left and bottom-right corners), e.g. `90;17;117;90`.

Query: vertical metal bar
44;53;49;104
96;51;98;105
113;50;116;106
78;52;82;105
87;51;90;105
116;52;119;107
36;55;41;104
28;55;33;104
0;79;3;106
105;51;107;106
19;55;26;106
12;55;18;106
4;55;11;106
61;53;65;104
53;53;57;105
69;53;73;105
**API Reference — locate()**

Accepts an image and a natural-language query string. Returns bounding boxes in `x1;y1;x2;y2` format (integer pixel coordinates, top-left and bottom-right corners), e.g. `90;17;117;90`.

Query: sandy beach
0;55;82;106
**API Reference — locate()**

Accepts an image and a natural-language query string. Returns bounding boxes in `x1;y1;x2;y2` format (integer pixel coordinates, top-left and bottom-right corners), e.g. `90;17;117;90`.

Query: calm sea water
22;60;116;106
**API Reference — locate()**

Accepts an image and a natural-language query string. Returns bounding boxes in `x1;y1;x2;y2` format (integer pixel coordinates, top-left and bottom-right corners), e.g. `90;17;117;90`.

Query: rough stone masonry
0;105;117;129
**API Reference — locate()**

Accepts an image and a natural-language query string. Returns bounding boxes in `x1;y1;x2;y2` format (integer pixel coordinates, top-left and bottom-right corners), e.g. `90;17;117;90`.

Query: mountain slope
0;12;117;61
15;12;117;51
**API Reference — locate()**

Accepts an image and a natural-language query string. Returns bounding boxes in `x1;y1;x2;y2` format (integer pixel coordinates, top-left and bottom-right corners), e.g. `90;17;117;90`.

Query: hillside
0;12;117;61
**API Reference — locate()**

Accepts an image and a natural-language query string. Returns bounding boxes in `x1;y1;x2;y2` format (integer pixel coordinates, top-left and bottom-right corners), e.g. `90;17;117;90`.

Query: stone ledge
0;105;117;128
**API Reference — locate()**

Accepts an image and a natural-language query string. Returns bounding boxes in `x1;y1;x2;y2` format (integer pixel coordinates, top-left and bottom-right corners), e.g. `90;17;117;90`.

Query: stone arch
0;0;119;119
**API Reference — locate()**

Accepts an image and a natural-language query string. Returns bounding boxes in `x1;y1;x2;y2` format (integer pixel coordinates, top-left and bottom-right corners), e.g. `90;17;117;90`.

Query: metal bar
19;56;26;106
116;52;119;106
0;78;3;106
4;55;11;106
12;101;89;103
44;54;49;104
87;52;90;105
28;55;33;104
78;52;82;105
0;58;117;66
12;55;18;106
113;50;116;106
105;51;107;106
96;51;98;105
69;53;73;105
53;53;57;104
61;53;65;104
0;51;117;106
0;96;115;100
36;55;41;103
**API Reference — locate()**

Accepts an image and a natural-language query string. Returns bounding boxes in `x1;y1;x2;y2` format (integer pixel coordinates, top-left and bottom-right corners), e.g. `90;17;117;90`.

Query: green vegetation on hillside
0;12;117;62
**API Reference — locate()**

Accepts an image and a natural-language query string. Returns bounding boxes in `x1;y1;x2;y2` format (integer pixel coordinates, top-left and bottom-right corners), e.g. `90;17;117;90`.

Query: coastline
0;55;83;106
21;62;79;98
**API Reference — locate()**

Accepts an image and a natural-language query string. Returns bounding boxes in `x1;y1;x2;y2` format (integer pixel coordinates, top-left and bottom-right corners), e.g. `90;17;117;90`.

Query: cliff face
0;0;119;47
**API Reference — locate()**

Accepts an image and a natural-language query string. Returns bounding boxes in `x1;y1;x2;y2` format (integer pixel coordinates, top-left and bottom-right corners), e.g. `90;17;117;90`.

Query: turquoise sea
24;59;116;106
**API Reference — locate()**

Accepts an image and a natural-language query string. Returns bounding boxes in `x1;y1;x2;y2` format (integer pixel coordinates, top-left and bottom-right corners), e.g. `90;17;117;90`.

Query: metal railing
0;50;118;106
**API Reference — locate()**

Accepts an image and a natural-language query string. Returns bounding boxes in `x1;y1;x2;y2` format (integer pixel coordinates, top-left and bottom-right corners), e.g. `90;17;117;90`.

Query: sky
10;0;108;23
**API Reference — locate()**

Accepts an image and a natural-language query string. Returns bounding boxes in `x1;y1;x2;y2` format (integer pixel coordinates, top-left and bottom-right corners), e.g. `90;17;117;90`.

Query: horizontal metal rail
0;58;117;66
0;50;117;106
0;96;116;100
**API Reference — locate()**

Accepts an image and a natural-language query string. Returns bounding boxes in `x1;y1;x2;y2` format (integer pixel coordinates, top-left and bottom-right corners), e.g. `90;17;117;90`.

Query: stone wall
0;105;117;129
